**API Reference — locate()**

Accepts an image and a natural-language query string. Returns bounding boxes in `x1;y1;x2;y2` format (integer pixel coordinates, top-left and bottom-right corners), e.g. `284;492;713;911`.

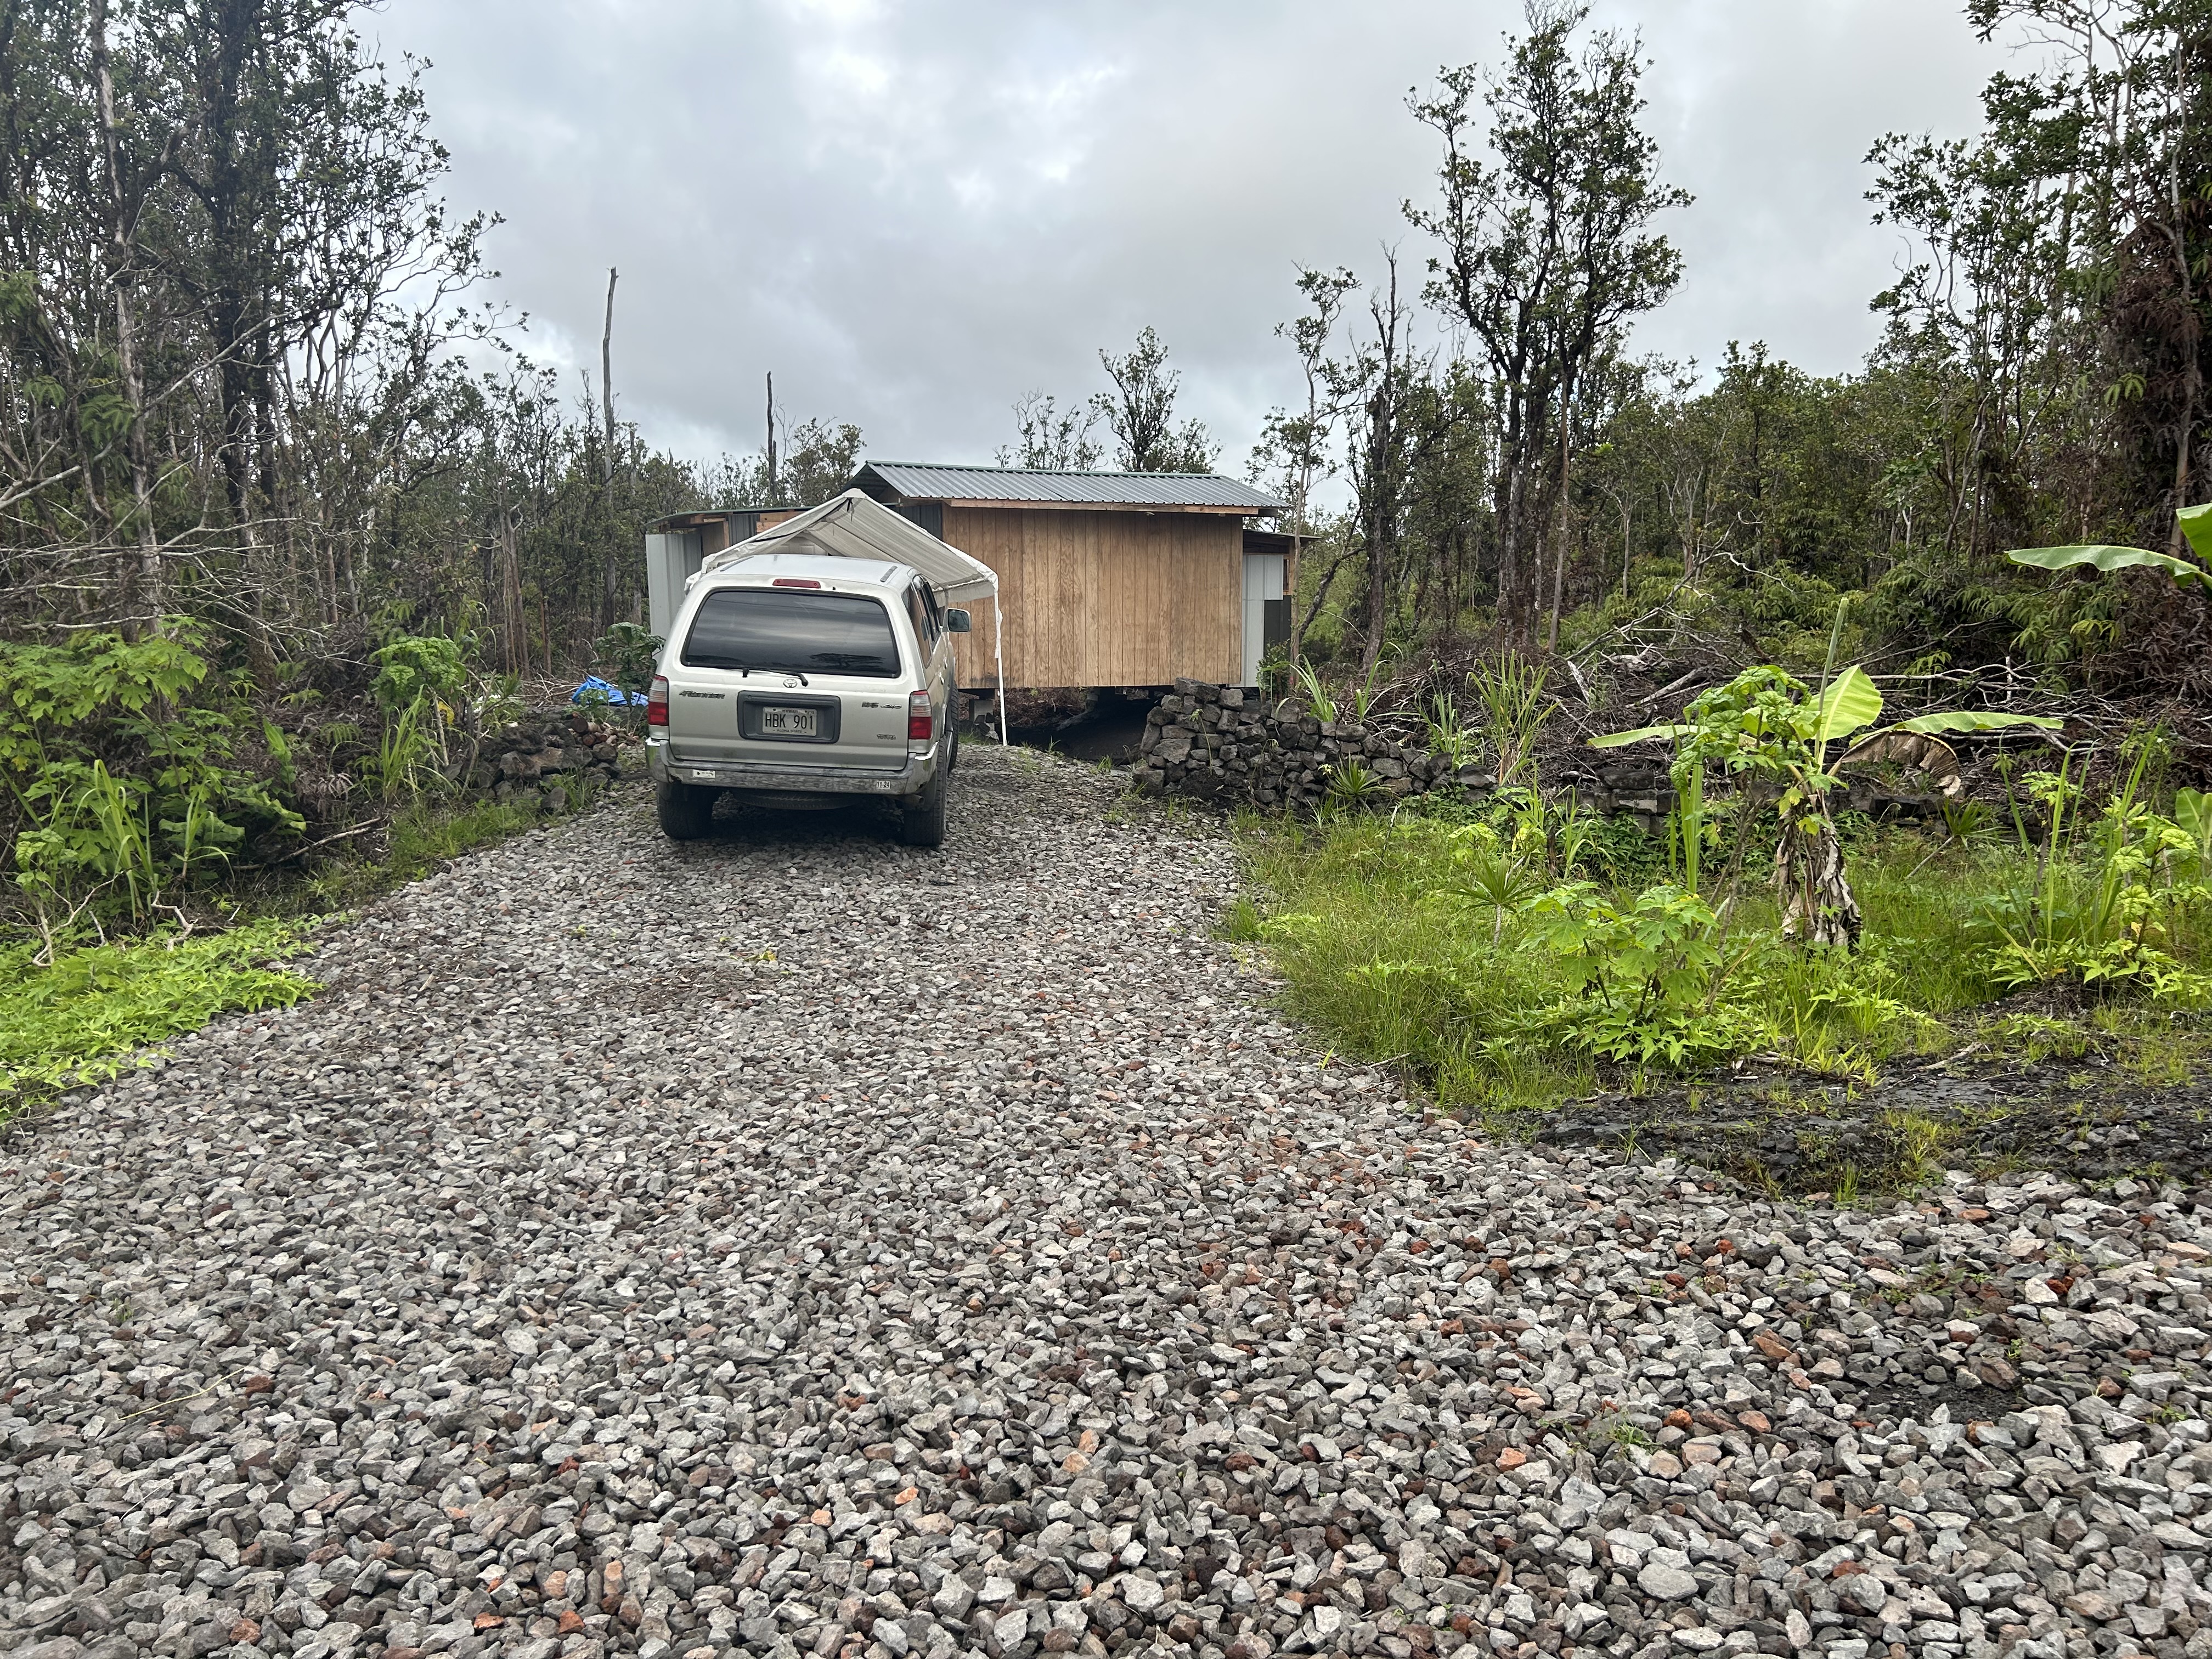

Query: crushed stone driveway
3;743;2210;1659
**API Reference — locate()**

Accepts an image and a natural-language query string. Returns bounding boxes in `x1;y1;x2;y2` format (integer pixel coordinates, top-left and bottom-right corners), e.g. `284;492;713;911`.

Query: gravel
3;743;2210;1659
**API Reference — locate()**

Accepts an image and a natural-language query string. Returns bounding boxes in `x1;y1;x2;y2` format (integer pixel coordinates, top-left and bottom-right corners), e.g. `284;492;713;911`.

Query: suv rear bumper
647;738;936;798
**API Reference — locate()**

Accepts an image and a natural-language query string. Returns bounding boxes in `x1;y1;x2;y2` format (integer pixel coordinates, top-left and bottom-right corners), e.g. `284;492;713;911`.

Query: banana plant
2006;501;2212;589
1592;665;2058;948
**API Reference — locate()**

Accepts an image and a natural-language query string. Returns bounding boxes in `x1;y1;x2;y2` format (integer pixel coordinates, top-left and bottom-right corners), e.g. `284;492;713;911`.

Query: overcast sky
373;0;2002;476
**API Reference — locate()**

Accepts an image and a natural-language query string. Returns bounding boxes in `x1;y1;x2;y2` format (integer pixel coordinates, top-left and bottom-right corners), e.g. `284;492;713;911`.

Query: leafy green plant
360;697;444;805
0;919;319;1116
473;673;526;728
366;633;469;791
1291;657;1389;726
591;622;664;710
1437;823;1547;943
1469;651;1550;789
1593;654;2057;946
1977;735;2212;1001
1347;658;1386;722
2006;503;2212;592
1940;798;1997;846
1291;657;1339;723
369;633;467;716
1520;881;1770;1066
0;628;303;938
1423;689;1479;770
1324;758;1380;807
2175;788;2212;881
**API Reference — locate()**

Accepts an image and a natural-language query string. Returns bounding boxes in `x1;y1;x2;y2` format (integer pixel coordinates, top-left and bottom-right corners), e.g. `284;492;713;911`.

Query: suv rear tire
656;778;715;840
898;770;947;848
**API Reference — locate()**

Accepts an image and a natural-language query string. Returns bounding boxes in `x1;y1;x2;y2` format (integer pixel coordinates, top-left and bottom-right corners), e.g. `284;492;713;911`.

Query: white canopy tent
698;489;1006;743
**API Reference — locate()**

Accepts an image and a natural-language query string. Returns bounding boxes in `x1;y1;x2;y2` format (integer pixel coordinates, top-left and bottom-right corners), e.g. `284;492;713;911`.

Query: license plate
759;706;818;738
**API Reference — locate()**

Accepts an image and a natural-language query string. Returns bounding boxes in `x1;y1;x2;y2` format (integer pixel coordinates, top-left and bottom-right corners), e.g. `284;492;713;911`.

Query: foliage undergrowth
0;918;319;1120
0;616;612;1126
1239;798;2210;1124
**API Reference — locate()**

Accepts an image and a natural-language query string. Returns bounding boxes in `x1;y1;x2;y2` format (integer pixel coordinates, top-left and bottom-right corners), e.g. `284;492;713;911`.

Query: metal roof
856;461;1284;512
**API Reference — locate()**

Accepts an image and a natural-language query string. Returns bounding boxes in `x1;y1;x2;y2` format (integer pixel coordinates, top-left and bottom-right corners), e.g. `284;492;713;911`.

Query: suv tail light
771;577;821;589
907;689;934;741
647;674;669;728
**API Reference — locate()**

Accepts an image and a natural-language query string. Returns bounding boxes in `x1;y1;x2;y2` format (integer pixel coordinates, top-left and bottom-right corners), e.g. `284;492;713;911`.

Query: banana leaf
1799;665;1882;742
1891;710;2063;735
1587;722;1689;749
2007;541;2212;590
2182;504;2211;563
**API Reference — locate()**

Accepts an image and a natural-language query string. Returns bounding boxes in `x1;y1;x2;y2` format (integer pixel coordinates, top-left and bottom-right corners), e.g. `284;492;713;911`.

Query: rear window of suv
681;588;902;679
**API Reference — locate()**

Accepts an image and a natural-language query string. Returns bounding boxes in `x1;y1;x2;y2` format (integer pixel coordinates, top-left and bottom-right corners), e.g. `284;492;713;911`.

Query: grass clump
286;796;537;913
0;918;319;1119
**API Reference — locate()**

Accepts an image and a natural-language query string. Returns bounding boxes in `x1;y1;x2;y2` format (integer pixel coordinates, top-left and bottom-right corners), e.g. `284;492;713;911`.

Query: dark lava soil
1529;1042;2212;1195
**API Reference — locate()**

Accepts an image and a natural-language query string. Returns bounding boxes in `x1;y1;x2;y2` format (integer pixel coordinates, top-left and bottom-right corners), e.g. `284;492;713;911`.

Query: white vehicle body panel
647;552;956;802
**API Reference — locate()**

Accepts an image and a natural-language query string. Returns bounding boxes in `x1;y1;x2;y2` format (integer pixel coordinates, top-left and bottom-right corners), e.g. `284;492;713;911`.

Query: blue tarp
571;675;642;707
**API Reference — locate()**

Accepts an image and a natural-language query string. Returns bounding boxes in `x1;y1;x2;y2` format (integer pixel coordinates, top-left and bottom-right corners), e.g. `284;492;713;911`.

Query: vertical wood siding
943;507;1242;688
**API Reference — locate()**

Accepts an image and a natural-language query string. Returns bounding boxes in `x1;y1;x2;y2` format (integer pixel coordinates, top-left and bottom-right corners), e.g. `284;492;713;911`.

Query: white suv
645;552;968;847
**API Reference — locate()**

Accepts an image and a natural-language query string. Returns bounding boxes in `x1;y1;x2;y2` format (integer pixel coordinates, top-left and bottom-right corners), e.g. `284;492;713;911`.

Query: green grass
0;918;320;1120
285;795;538;912
1236;805;2208;1122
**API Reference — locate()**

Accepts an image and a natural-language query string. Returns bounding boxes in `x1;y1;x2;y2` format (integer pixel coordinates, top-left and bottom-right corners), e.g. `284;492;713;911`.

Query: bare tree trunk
2165;46;2200;546
1545;388;1573;652
1497;460;1528;644
91;0;161;633
600;267;619;627
765;371;779;501
1290;543;1354;672
501;511;525;678
601;268;619;487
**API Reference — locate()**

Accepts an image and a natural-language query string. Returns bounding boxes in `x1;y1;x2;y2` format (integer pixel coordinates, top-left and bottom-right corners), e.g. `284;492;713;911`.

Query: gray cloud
375;0;1997;471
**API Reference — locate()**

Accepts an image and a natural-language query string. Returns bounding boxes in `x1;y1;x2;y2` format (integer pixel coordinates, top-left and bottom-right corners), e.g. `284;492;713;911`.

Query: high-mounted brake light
647;674;669;728
771;577;822;589
907;689;934;742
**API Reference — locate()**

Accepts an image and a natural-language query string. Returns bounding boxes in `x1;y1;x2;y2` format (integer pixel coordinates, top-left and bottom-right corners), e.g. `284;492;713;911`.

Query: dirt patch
1527;1041;2212;1194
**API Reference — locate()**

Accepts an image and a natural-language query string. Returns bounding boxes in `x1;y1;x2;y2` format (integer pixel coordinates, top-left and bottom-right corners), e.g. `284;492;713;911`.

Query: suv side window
906;583;937;645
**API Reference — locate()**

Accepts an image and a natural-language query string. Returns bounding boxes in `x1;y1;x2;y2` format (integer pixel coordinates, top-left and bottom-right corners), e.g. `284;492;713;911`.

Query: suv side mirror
945;608;973;633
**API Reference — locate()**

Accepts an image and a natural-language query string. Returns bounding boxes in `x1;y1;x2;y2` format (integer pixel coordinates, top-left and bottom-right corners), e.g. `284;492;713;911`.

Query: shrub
0;627;302;935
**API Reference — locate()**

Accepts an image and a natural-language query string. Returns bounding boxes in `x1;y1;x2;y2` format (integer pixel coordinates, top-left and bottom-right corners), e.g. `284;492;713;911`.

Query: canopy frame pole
994;589;1008;744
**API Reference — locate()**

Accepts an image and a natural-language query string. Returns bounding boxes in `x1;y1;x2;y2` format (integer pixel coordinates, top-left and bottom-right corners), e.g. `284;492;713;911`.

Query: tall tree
1407;0;1688;646
1251;266;1359;532
1093;326;1219;472
996;390;1102;470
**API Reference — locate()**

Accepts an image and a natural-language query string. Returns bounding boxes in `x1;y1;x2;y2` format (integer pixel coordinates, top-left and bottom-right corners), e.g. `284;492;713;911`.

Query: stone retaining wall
1135;680;1471;811
1132;681;1941;828
465;710;633;810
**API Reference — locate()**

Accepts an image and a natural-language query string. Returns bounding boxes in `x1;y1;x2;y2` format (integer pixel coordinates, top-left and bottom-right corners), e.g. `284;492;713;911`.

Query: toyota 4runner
645;552;967;847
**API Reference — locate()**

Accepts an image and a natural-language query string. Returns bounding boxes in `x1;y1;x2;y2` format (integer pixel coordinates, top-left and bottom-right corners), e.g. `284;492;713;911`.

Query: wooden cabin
850;462;1288;690
646;464;1289;691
